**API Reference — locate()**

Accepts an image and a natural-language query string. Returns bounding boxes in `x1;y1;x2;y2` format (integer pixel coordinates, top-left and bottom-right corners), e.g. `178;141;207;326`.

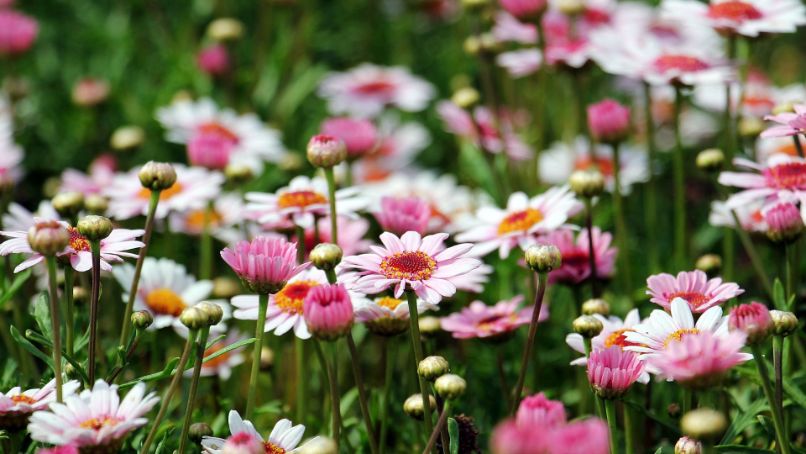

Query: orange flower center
67;226;91;252
603;328;641;349
203;342;234;369
477;313;516;333
138;182;184;201
664;328;700;347
764;162;806;190
145;288;186;316
264;442;286;454
497;208;544;235
376;296;405;311
277;190;327;209
380;251;436;281
353;80;395;96
198;122;239;143
707;1;762;22
575;156;615;177
79;416;120;430
653;54;709;74
185;209;224;232
10;395;36;405
666;291;711;310
275;280;319;314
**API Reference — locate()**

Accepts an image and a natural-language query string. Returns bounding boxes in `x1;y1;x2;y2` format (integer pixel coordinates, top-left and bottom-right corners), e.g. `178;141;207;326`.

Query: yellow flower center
277;190;327;209
10;395;36;405
380;251;436;281
663;328;700;347
497;208;544;235
67;226;91;252
79;416;120;431
376;297;404;311
145;288;186;316
185;209;224;232
603;328;641;349
264;442;286;454
666;291;710;310
275;280;319;314
138;182;184;201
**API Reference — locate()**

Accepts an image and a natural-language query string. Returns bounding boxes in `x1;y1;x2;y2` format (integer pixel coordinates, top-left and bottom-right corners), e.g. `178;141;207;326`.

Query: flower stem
323;167;339;245
624;400;636;454
178;326;210;454
611;142;631;295
380;339;395;454
672;86;687;270
200;201;213;280
88;240;102;384
785;243;796;302
245;293;269;419
63;266;75;358
347;334;380;454
295;225;306;265
773;336;784;418
406;289;434;441
45;257;63;403
793;136;804;159
642;83;659;273
423;401;451;454
295;337;307;423
120;190;161;346
751;344;791;454
510;272;548;413
731;210;774;299
604;398;619;454
496;349;512;410
314;339;340;447
139;329;198;454
584;198;600;298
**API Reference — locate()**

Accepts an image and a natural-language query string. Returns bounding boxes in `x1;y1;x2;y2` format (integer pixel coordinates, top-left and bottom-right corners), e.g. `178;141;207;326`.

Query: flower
647;270;743;313
646;331;751;387
0;380;80;430
490;419;551;454
708;199;766;232
201;410;313;453
342;231;480;303
303;216;371;257
352;294;436;336
456;187;581;258
221;236;309;294
318;64;435;118
497;49;543;78
540;227;617;285
565;309;645;366
28;380;159;449
761;103;806;138
169;192;245;243
320;117;378;159
501;0;548;19
197;44;230;76
437;101;533;161
188;330;247;380
515;393;566;428
763;199;804;243
347;116;430;184
71;78;109;107
490;416;609;454
59;154;117;196
218;432;262;454
36;445;78;454
587;99;631;144
719;155;806;216
728;301;773;344
105;164;224;220
374;196;431;235
440;297;546;340
0;9;38;56
303;283;354;340
493;12;538;44
548;418;610;454
586;347;645;398
245;175;368;229
662;0;806;38
156;98;285;172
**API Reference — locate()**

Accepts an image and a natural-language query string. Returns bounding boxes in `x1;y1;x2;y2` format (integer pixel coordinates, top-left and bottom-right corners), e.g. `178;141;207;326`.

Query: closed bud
696;149;725;173
772;102;795;115
131;311;154;330
418;356;450;382
556;0;585;15
738;117;764;138
27;221;69;256
452;87;480;109
307;134;347;168
207;18;244;42
524;244;561;273
189;422;213;443
769;310;797;337
84;195;109;215
675;436;703;454
403;393;437;420
310;243;343;271
419;316;442;337
110;126;145;151
213;277;243;299
681;408;727;443
764;201;804;244
138;161;177;191
434;374;466;400
297;437;338;454
463;36;482;56
225;163;254;185
72;286;88;306
581;298;610;316
572;315;603;338
77;215;113;241
180;307;208;330
569;169;605;198
695;254;721;275
196;301;225;326
52;192;85;219
261;347;274;370
478;33;501;54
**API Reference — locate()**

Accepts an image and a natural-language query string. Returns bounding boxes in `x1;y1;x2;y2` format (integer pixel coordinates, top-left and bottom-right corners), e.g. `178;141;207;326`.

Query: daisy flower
105;164;224;221
169;192;245;243
317;63;435;118
661;0;806;38
245;175;368;229
587;347;645;398
2;202;59;233
437;101;533;161
497;49;543;78
347;116;430;184
342;231;481;304
758;136;806;161
156;97;285;171
456;187;581;259
0;9;38;56
492;11;538;44
440;296;546;340
186;330;247;380
647;270;743;313
540;227;617;285
353;294;437;336
201;410;313;453
28;380;159;450
515;393;567;428
58;154;117;196
718;155;806;215
301;216;371;257
761;103;806;139
0;380;80;429
708;199;767;232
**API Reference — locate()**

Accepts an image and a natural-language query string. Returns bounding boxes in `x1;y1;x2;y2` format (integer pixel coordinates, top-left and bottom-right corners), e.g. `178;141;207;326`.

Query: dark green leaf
0;269;32;306
448;417;459;454
10;326;53;368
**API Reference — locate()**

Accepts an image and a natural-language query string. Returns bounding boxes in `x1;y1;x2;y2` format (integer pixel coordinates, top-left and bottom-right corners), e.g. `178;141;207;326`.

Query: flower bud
84;195;109;215
463;36;481;56
435;374;466;400
695;149;725;173
279;153;304;171
207;17;244;42
52;192;84;219
451;87;480;109
569;169;605;198
224;163;254;185
500;0;547;19
403;393;437;420
303;284;354;341
189;422;213;443
297;437;338;454
131;310;154;330
418;356;450;382
587;99;630;144
478;33;501;54
695;254;721;275
675;436;703;454
581;298;610;316
556;0;585;15
110;126;144;151
213;276;243;299
76;215;113;242
769;310;797;337
524;244;562;273
310;243;343;271
306;134;347;168
763;201;804;244
572;315;603;339
27;221;69;256
73;286;88;306
680;408;727;443
738;117;764;138
180;307;208;330
196;301;225;326
71;78;109;107
260;347;274;370
729;302;772;345
138;161;177;191
418;316;442;337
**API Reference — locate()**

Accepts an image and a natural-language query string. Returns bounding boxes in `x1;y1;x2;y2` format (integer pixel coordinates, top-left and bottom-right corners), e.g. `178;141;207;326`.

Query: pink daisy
646;270;743;313
437;101;533;161
221;236;309;294
662;0;806;38
0;380;80;429
302;216;371;257
646;331;751;387
347;116;430;184
719;156;806;216
540;227;617;285
440;296;547;340
515;393;566;428
587;347;645;398
320;117;378;160
374;195;431;235
352;294;436;336
201;410;315;453
341;231;480;304
0;9;38;56
708;199;767;232
761;103;806;139
728;301;773;343
196;44;230;76
59;154;117;196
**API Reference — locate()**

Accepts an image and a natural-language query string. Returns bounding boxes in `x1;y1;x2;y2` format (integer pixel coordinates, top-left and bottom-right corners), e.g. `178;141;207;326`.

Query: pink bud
375;196;431;235
515;392;567;428
763;201;804;244
303;284;354;341
729;302;772;344
320;117;378;159
197;44;230;77
587;99;631;144
71;78;109;107
499;0;548;19
0;9;37;56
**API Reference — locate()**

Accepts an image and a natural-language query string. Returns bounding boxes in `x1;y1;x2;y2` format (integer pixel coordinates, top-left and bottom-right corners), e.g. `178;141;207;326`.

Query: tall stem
406;289;434;440
624;400;636;454
295;337;307;423
604;399;619;454
295;225;306;265
63;266;75;357
178;326;210;454
793;136;804;159
380;339;394;454
510;272;548;413
347;334;379;454
611;142;631;294
750;345;791;454
731;211;773;299
245;293;269;419
785;244;795;301
584;198;599;298
321;340;341;449
642;83;659;273
45;257;63;403
120;190;161;345
200;201;213;280
672;86;687;270
324;167;339;245
88;240;101;383
423;402;452;454
139;329;198;454
773;336;784;420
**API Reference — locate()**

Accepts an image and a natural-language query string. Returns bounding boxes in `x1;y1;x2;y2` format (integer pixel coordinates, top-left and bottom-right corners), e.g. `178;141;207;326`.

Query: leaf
772;279;787;310
340;387;359;415
448;417;459;454
720;397;767;444
205;334;226;349
202;338;255;364
458;141;499;202
31;293;52;339
119;357;179;389
0;269;32;306
10;326;52;368
715;446;774;453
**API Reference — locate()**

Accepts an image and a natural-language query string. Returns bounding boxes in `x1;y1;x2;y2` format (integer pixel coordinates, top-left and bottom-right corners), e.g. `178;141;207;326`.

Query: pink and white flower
761;103;806;139
539;227;617;285
437;101;533;161
352;294;436;336
59;154;117;196
302;283;354;340
201;410;314;453
197;44;230;76
718;155;806;219
662;0;806;38
708;199;767;232
374;196;431;235
302;216;371;257
728;301;773;343
646;269;744;313
0;380;80;429
587;347;645;398
221;236;309;294
169;192;245;243
0;9;38;56
440;296;546;340
320;117;378;160
515;393;566;428
347;116;430;184
491;416;609;454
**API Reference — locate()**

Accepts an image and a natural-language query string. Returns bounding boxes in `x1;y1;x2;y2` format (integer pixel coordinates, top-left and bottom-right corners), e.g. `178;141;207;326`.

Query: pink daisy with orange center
647;269;743;313
440;296;546;340
719;155;806;220
662;0;805;38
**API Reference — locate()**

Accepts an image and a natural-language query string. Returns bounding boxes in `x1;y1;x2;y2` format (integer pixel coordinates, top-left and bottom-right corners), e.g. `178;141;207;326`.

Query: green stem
295;225;306;265
510;272;548;413
672;86;687;270
139;329;198;454
347;334;379;454
45;257;63;402
785;244;795;301
88;240;102;384
406;289;434;441
731;210;774;299
681;387;692;414
324;167;339;246
642;83;660;273
604;399;619;454
295;337;306;424
380;339;394;454
423;401;452;454
323;340;341;448
751;344;791;454
245;293;269;419
63;266;75;358
120;190;161;346
178;326;210;454
611;142;631;295
584;198;600;298
200;201;213;280
793;136;804;159
773;336;784;420
624;400;636;454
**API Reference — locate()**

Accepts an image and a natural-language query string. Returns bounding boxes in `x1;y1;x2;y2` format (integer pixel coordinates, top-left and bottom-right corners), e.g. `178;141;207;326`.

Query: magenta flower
515;393;566;428
490;417;609;454
500;0;547;19
646;331;751;388
440;297;545;340
374;196;431;235
321;117;378;159
549;419;610;454
541;227;617;285
587;347;645;399
646;270;743;313
0;9;37;56
37;446;78;454
342;231;480;304
728;301;773;344
718;155;806;211
197;44;230;77
490;419;551;454
220;236;309;294
221;431;263;454
302;283;355;340
761;103;806;138
587;99;631;144
59;154;117;197
763;199;804;242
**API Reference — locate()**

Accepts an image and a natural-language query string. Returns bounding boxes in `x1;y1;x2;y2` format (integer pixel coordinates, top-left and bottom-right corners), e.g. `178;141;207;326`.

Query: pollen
664;328;700;347
277;190;327;209
275;280;319;314
497;208;544;235
665;291;711;310
144;288;186;316
707;1;763;22
198;122;240;143
67;226;91;252
603;328;641;349
653;54;709;74
10;394;36;405
79;416;120;430
575;156;615;177
380;251;437;281
264;441;287;454
376;296;405;311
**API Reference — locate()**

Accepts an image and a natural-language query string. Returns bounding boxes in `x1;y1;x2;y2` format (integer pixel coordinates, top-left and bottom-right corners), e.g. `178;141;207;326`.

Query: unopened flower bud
696;149;725;173
207;17;244;42
77;215;113;241
131;310;154;330
587;99;630;144
71;78;109;107
572;315;603;338
84;195;109;215
462;0;490;10
310;243;343;271
189;422;213;443
73;286;88;305
419;316;442;337
769;310;797;337
435;374;466;400
581;298;610;316
180;307;208;330
52;192;84;219
260;347;274;370
738;117;764;138
213;277;243;299
772;102;795;115
139;161;177;192
675;436;703;454
524;244;562;273
27;221;69;256
556;0;585;15
297;436;338;454
569;169;605;198
279;153;304;171
695;254;721;275
110;126;144;151
463;36;481;56
225;163;254;185
303;284;354;341
681;408;727;443
478;33;501;54
403;393;437;420
764;201;804;244
196;301;225;326
307;134;347;168
418;356;450;382
452;87;480;109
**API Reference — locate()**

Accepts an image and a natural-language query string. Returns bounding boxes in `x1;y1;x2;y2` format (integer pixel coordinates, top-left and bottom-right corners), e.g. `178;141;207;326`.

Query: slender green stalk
323;167;339;245
793;136;804;159
681;387;692;415
773;336;784;417
245;293;269;419
604;399;619;454
88;240;102;383
750;345;790;454
672;87;687;270
347;334;379;454
120;190;161;346
45;257;63;403
785;244;795;301
199;201;213;280
510;272;548;413
63;266;75;357
295;225;306;265
496;349;512;410
731;210;774;299
380;339;395;454
584;198;600;298
178;326;210;454
642;83;660;273
624;400;636;454
406;289;434;439
295;337;306;423
611;142;631;294
139;329;198;454
325;341;342;448
423;401;452;454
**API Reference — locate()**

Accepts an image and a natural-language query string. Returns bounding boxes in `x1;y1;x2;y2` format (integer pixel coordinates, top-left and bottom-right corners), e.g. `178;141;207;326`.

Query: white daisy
662;0;806;38
169;192;245;244
202;410;313;453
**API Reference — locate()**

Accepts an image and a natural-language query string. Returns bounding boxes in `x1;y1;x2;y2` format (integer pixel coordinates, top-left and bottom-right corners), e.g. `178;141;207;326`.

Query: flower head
515;393;566;428
197;44;230;76
0;9;38;56
501;0;548;19
353;294;436;336
437;102;533;161
728;301;773;344
374;196;431;235
662;0;806;38
201;410;313;453
587;347;645;398
646;331;751;387
647;270;743;313
0;380;80;430
321;117;378;159
221;236;309;294
59;154;117;197
541;227;617;285
718;155;806;211
303;283;354;340
440;297;546;340
587;99;631;144
763;199;804;243
762;103;806;138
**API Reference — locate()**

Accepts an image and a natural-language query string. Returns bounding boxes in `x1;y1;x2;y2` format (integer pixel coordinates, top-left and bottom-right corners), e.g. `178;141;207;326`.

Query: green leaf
715;446;774;453
720;397;767;444
205;334;226;349
31;293;52;339
0;269;32;306
119;357;179;389
448;417;459;454
458;141;499;202
772;279;787;310
202;338;255;364
340;387;359;415
10;326;52;368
